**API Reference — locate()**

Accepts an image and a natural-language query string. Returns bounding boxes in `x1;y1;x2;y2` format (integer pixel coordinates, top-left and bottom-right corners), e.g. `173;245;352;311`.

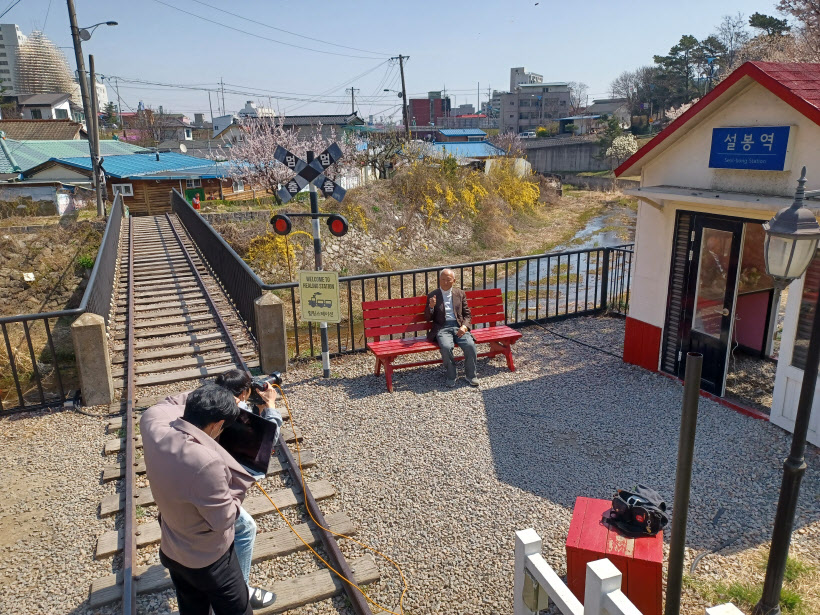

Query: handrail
0;195;125;325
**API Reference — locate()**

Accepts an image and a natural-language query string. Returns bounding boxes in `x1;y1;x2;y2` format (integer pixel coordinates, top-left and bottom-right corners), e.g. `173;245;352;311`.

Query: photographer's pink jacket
140;393;253;568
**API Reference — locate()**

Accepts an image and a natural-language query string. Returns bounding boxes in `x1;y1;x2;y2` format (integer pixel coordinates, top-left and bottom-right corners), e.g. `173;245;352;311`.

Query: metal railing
0;196;124;413
171;190;265;336
171;189;634;361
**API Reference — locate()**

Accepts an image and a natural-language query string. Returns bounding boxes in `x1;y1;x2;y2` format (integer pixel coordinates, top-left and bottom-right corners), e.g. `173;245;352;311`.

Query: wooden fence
514;529;744;615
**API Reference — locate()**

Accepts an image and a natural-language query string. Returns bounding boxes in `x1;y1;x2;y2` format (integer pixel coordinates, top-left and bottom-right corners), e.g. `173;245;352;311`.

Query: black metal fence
0;196;124;413
171;188;634;361
171;190;265;336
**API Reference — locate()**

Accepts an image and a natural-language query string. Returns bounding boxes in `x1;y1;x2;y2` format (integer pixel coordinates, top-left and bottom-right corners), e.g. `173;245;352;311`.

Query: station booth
615;61;820;446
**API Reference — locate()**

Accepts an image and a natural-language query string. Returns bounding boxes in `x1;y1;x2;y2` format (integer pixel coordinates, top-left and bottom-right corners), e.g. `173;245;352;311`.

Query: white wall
643;82;820;196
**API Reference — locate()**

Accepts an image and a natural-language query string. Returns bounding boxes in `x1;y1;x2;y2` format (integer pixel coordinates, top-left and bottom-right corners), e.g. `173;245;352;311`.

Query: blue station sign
709;126;792;171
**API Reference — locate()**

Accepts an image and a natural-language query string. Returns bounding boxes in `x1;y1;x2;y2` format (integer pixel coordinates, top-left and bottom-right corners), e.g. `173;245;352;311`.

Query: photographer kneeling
141;381;277;613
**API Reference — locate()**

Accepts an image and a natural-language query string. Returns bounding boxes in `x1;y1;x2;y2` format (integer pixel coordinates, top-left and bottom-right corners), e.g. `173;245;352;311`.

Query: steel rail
122;217;137;614
165;213;373;615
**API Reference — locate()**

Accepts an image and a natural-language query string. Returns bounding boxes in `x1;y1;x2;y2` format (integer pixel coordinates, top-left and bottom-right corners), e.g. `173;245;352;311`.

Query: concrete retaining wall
525;140;610;174
560;174;640;192
200;210;271;224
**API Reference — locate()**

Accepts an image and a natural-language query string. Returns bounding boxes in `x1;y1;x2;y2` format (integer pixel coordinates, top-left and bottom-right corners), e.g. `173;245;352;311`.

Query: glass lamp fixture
763;167;820;288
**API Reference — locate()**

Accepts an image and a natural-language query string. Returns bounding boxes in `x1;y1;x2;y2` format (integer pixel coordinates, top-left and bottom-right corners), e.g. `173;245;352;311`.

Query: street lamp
754;166;820;615
383;88;404;98
66;0;117;217
78;21;118;40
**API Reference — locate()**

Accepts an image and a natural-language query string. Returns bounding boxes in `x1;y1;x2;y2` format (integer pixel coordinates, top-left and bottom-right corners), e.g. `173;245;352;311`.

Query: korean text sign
298;270;341;324
709;126;791;171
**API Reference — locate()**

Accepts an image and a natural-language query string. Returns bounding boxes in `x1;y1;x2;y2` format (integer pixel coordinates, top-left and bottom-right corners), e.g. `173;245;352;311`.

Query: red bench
362;288;523;392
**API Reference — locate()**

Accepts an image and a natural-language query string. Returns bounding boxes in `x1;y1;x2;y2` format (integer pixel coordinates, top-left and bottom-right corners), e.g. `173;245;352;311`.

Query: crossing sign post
272;144;348;378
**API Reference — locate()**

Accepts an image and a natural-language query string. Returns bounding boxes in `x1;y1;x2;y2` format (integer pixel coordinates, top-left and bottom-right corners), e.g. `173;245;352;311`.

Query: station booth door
661;211;779;396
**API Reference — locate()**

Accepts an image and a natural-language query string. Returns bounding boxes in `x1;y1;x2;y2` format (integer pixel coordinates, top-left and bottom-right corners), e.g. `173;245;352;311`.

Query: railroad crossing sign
274;143;346;203
298;270;341;323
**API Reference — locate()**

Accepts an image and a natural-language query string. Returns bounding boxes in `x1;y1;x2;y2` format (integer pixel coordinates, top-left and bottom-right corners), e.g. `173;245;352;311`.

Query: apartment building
499;82;572;134
0;23;26;95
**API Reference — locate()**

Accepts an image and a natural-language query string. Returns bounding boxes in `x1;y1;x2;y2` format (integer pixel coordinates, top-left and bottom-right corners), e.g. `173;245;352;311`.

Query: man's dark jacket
424;287;472;343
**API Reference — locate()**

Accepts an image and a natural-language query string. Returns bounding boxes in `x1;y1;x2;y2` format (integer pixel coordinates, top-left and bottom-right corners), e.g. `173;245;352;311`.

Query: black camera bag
605;484;669;537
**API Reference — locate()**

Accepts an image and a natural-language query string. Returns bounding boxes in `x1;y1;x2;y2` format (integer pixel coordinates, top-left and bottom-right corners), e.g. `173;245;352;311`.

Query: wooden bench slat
364;321;430;339
362;303;426;319
361;296;426;310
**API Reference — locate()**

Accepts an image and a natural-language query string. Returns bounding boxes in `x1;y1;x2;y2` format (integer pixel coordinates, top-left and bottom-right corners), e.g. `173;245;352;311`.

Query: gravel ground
1;316;818;614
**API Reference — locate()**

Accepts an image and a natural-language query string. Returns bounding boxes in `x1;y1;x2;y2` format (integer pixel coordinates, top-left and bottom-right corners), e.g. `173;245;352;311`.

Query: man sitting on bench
425;268;479;387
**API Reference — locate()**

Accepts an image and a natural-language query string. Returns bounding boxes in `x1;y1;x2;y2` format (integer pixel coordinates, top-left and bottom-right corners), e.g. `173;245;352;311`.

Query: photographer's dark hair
214;369;252;397
182;384;240;430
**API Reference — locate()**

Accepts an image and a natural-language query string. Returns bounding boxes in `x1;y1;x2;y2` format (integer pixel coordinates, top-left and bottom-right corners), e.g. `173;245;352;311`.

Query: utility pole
114;76;123;127
66;0;96;208
477;82;479;112
89;55;104;216
391;54;410;139
345;87;359;115
208;90;214;126
220;77;226;116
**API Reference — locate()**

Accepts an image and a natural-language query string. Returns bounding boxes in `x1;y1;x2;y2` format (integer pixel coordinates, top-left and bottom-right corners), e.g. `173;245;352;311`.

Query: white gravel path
1;316;817;615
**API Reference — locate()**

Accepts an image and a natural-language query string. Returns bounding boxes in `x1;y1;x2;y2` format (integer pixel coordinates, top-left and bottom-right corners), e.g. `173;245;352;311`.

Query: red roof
615;61;820;177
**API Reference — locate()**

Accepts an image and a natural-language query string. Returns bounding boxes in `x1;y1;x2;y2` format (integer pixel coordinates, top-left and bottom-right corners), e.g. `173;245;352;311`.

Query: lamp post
66;0;117;216
753;167;820;615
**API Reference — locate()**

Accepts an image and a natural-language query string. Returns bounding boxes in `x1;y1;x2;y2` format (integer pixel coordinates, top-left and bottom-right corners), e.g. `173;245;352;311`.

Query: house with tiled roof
25;150;267;215
0;119;86;140
614;61;820;445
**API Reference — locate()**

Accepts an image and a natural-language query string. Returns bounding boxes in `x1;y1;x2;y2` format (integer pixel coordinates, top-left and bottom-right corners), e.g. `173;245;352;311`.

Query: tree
597;116;623;157
102;102;118;126
568;81;589;113
715;13;751;71
355;128;406;179
777;0;820;59
749;12;791;36
610;70;640;115
489;132;525;158
654;35;701;105
693;35;727;95
606;134;639;166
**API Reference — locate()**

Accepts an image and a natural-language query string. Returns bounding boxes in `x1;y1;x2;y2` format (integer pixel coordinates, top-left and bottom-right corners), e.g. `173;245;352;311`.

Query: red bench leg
374;356;382;376
383;357;395;393
490;341;516;372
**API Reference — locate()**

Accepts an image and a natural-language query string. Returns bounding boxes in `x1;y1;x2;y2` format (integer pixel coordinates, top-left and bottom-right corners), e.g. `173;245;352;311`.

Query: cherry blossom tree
217;117;357;203
606;134;639;166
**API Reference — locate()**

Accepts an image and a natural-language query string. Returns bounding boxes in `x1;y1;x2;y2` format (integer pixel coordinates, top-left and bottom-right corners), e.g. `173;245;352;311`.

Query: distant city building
0;23;26;95
481;90;504;118
408;94;450;127
435;114;498;130
237;100;275;119
451;103;475;116
510;67;543;92
499;82;571;134
585;98;631;129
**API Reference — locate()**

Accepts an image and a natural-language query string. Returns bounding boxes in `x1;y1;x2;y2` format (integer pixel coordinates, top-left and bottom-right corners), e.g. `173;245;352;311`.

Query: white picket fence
514;529;743;615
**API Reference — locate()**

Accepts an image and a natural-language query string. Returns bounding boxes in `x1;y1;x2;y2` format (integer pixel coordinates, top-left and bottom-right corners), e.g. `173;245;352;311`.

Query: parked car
520;131;537;138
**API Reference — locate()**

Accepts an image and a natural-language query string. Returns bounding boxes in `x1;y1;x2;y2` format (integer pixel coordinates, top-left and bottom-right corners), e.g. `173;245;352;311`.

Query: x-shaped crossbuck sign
273;143;347;204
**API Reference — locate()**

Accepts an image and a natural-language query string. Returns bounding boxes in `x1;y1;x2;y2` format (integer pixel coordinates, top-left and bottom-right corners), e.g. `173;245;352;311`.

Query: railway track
87;214;379;614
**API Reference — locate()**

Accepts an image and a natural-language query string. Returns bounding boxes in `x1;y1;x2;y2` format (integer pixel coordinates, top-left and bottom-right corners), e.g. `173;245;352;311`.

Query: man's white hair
439;268;455;279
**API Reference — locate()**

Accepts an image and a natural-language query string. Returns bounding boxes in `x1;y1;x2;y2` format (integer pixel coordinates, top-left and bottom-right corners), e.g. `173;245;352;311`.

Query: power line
148;0;388;60
0;0;24;20
185;0;389;58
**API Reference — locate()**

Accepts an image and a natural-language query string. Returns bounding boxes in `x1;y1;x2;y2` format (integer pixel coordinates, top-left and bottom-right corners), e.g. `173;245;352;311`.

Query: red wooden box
566;497;663;615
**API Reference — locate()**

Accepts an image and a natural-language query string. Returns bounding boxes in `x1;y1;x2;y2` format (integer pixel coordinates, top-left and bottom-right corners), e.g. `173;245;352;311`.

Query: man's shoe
446;378;457;388
249;586;275;609
467;377;479;387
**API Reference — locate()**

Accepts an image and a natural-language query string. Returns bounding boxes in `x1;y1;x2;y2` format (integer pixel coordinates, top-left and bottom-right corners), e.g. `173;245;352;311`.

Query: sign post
272;144;348;377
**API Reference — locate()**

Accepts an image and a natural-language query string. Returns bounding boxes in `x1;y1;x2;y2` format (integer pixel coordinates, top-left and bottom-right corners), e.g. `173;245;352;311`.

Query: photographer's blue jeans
234;506;256;585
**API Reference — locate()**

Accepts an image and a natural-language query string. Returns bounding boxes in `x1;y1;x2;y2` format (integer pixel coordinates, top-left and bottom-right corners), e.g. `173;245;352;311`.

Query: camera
247;372;283;406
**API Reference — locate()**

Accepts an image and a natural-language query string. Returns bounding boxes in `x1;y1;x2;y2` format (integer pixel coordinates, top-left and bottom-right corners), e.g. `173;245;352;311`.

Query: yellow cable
251;384;408;615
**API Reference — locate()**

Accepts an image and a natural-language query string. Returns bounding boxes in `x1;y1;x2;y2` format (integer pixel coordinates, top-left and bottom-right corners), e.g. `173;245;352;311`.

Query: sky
8;0;787;122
